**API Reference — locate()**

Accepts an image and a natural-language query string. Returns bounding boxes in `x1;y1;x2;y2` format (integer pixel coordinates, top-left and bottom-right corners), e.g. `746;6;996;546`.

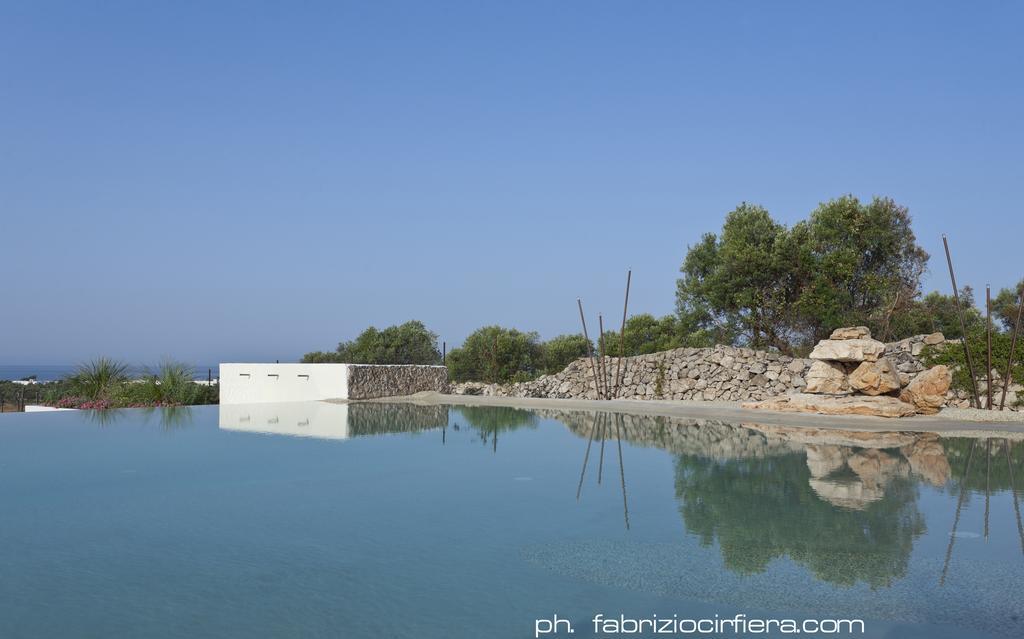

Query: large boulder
742;392;918;418
899;365;952;415
809;338;887;363
804;360;852;394
848;358;902;396
830;326;872;340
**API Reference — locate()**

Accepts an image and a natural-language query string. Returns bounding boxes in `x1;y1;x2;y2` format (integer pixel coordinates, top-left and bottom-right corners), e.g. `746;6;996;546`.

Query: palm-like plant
67;358;130;401
139;361;198;405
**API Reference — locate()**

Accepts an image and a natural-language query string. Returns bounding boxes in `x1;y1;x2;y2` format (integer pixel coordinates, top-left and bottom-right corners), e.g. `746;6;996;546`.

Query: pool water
0;403;1022;638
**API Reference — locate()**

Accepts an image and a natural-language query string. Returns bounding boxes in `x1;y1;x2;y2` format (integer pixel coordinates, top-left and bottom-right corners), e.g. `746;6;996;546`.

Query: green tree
888;288;982;340
794;196;929;342
677;196;929;353
446;326;543;383
540;334;592;375
301;320;441;365
992;279;1024;332
676;204;803;353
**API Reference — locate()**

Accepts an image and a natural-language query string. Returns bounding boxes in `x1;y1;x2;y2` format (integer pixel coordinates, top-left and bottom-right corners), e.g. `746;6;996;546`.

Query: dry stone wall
347;365;448;400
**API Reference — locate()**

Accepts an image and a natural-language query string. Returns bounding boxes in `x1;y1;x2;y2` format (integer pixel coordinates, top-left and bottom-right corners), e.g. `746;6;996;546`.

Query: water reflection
551;409;1024;589
450;405;538;452
219;402;449;440
575;412;630;529
84;406;195;430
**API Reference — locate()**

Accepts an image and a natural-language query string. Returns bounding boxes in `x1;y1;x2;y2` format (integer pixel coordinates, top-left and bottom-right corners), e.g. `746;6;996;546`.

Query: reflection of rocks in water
674;448;926;588
346;403;449;436
807;477;889;510
900;438;951;487
549;410;801;460
805;446;914;510
743;423;953;503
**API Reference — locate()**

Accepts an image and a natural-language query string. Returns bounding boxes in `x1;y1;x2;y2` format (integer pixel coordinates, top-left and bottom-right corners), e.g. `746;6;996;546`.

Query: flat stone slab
742;392;918;418
809;338;886;362
829;326;871;340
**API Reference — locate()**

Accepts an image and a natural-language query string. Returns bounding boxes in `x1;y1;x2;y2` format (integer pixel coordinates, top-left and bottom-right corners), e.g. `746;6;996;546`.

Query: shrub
922;328;1024;407
302;320;441;365
446;326;544;383
66;358;129;401
540;334;591;375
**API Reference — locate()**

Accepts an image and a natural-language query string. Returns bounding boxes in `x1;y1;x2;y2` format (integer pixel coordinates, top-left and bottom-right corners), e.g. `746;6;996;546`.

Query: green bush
66;358;130;401
922;328;1024;407
446;326;544;383
302;320;441;365
539;334;591;375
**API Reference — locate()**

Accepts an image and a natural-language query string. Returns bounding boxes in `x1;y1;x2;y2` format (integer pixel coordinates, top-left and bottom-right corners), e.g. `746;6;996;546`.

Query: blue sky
2;1;1022;365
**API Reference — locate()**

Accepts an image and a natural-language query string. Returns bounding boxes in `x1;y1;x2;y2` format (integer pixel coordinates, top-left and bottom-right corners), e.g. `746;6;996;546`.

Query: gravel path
935;406;1024;423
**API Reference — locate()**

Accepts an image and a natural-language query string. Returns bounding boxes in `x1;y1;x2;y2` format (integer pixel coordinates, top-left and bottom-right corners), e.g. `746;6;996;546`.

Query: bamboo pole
1000;283;1024;410
598;314;608;400
987;285;993;410
613;270;632;399
578;299;603;400
942;235;982;409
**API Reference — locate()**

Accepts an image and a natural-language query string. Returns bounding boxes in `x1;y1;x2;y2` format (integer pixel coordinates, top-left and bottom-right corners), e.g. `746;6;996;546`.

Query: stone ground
365;392;1024;437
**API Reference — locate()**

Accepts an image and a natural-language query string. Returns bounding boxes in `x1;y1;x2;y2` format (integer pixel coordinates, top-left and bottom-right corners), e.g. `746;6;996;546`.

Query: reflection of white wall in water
220;363;349;404
219;402;350;440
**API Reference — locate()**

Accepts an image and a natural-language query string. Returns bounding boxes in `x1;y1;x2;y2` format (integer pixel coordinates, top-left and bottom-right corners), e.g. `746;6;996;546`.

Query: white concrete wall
219;363;349;404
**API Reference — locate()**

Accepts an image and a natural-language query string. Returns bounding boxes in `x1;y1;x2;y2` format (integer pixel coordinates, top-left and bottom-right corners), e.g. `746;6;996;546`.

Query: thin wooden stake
613;270;632;399
598;314;609;400
578;299;602;400
987;285;993;410
1000;282;1024;410
942;235;982;409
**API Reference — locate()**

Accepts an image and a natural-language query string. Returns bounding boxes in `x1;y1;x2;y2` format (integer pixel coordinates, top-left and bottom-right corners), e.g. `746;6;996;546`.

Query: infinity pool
0;403;1021;638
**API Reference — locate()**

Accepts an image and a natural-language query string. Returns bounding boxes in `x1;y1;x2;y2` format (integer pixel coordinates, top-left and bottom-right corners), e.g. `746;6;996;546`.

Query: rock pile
743;327;951;418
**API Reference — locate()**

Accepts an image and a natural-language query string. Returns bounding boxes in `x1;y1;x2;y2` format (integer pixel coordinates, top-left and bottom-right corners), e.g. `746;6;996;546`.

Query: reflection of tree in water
674;451;926;588
942;437;1024;493
452;406;538;450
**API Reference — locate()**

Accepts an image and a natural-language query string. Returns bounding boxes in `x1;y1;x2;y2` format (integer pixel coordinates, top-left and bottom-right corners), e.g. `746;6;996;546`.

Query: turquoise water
0;403;1022;638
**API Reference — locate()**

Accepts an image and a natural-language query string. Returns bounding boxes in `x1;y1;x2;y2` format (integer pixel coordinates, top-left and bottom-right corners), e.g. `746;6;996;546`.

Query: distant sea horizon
0;364;222;382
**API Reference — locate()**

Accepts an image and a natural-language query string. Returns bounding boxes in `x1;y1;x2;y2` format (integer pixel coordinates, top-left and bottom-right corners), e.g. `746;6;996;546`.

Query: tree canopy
301;320;441;365
677;196;929;353
445;325;544;383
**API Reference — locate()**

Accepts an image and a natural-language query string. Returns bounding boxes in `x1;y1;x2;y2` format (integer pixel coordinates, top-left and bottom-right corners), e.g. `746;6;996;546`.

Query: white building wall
219;363;349;404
